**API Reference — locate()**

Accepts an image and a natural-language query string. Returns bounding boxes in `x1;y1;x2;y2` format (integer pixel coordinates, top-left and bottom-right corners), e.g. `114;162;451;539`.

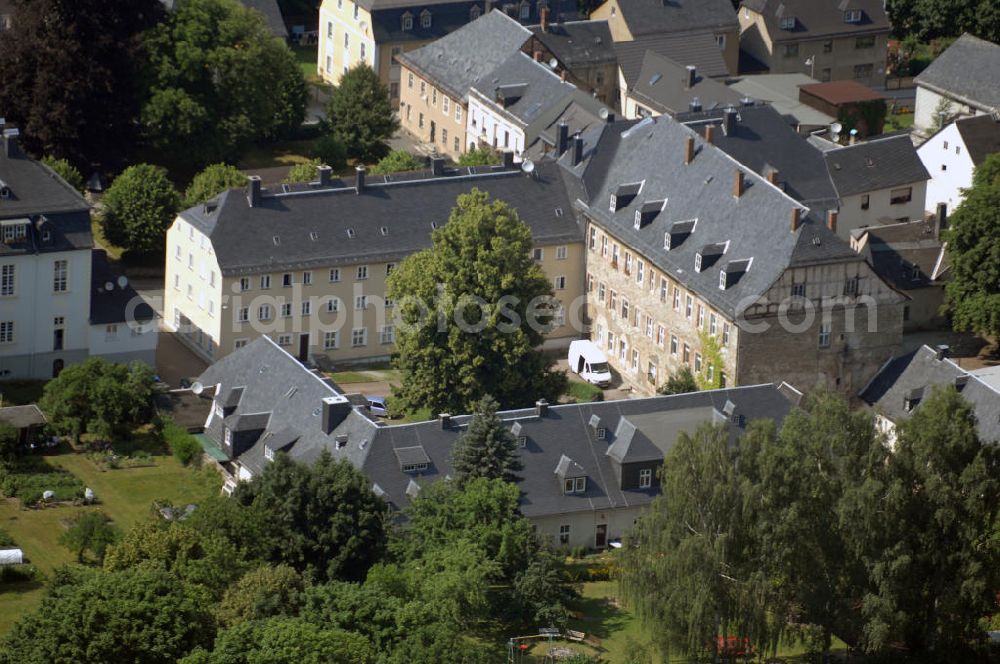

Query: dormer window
518;435;527;447
844;8;862;22
664;218;696;251
780;16;795;29
395;445;430;473
1;220;28;243
401;12;413;30
609;181;643;212
264;446;274;461
564;477;586;494
420;9;431;27
695;242;728;273
470;5;481;20
719;258;752;290
519;0;530;19
596;427;606;440
634;199;666;229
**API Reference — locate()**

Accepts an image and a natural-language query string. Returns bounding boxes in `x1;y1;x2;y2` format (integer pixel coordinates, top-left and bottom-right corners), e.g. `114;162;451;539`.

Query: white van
568;340;612;387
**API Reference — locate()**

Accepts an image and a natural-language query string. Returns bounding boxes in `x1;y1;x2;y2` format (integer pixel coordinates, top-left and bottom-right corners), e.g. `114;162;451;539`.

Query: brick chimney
723;107;737;135
540;6;549;31
684;136;695;164
790;207;801;232
560;69;568;82
533;50;543;62
704;124;714;144
733;170;745;198
767;168;779;185
355;165;366;194
827;209;838;233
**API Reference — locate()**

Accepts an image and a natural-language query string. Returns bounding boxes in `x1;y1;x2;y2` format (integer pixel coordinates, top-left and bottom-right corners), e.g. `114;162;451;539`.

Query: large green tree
215;565;304;627
233;451;388;582
100;163;181;256
370;149;423;175
183;163;247;208
620;424;772;660
41;157;85;193
0;566;215;663
886;0;1000;41
58;511;119;564
325;64;398;162
0;0;164;170
944;154;1000;342
451;394;523;486
38;358;155;441
141;0;307;166
387;188;568;414
849;386;1000;656
182;617;374;664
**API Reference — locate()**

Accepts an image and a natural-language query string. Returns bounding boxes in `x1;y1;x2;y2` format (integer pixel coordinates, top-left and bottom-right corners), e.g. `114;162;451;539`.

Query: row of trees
0;438;570;662
886;0;1000;42
621;388;1000;661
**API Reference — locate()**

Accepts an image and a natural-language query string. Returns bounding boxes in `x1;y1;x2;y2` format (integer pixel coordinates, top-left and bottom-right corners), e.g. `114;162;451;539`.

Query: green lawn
0;452;220;634
293;44;321;84
329;368;401;385
564;380;603;403
238;138;323;170
91;217;124;260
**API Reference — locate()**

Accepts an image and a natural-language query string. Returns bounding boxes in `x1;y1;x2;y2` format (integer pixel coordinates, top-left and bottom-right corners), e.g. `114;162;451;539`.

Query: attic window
695;242;728;272
272;235;280;246
564;477;586;494
380;226;388;236
844;8;862;22
401;12;413;30
420;9;431;28
649;72;662;86
395;445;431;473
1;221;27;243
780;16;795;29
41;230;51;242
430;221;438;229
518;435;527;447
719;258;752;290
346;228;356;238
554;207;564;217
664;218;696;251
634;199;666;229
310;231;318;241
402;462;428;473
264;446;274;461
285;386;297;398
609;181;643;212
596;427;606;440
470;5;481;20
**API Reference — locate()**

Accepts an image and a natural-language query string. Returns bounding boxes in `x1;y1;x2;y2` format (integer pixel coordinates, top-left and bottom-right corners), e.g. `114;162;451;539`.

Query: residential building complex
917;114;1000;212
197;335;797;548
0;128;157;379
164;160;584;365
738;0;889;87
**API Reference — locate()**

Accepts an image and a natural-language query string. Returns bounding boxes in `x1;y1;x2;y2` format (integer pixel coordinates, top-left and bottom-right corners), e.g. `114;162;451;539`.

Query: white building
913;34;1000;134
917;114;1000;213
0;128;157;379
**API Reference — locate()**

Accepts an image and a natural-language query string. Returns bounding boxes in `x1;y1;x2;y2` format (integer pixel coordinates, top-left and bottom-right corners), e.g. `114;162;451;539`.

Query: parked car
366;396;390;418
568;340;612;387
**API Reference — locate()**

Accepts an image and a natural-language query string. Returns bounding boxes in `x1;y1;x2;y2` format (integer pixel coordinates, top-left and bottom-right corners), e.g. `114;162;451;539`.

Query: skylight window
346;228;355;238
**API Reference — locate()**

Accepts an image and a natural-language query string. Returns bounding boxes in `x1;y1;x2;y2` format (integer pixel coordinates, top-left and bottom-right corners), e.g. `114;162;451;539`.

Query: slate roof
0;405;46;429
954;114;1000;166
242;0;287;38
853;220;949;291
361;384;794;517
630;51;744;115
0;137;92;256
395;10;531;101
558;114;858;319
471;51;582;126
181;161;581;276
368;1;578;43
823;134;930;197
741;0;889;42
860;345;1000;445
914;34;1000;113
615;33;730;88
90;250;157;325
728;74;836;128
530;20;616;67
613;0;737;39
675;104;840;213
197;336;374;475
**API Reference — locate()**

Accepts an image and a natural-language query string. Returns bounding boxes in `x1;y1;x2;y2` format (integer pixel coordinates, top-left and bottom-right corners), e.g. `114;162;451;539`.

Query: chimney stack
604;110;616;123
3;128;20;159
502;150;515;169
247;175;261;207
321;396;351;435
935;202;948;239
685;65;697;89
439;413;451;429
704;124;714;144
723;107;737;135
535;399;549;417
431;156;445;176
934;345;949;361
540;6;549;31
689;96;702;113
355;165;366;194
790;207;801;232
733;170;745;198
827;209;838;234
684;136;695;164
572;133;584;165
560;69;568;82
556;121;569;156
767;168;779;185
317;164;332;187
533;50;543;62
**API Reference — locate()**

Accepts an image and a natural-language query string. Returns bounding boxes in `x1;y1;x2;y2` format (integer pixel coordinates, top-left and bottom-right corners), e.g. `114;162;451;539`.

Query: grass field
564;379;604;403
0;452;220;634
238;138;323;170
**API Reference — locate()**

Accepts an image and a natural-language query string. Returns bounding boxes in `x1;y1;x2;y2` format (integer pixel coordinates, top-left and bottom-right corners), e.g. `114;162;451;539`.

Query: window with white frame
240;276;251;291
278;334;292;346
355;295;368;310
329;268;341;282
105;324;118;341
673;287;681;311
235;339;248;350
302;271;312;285
657;325;666;347
238;307;249;322
302;301;311;316
324;331;339;349
260;274;271;289
636;259;644;284
357;265;368;280
685;295;693;319
639;468;652;488
53;260;68;292
380;325;395;344
556;245;568;260
553;276;566;290
258;304;273;320
670;335;678;355
818;323;831;348
0;321;13;343
559;524;571;544
264;446;274;461
326;297;340;313
532;248;544;261
0;264;13;296
352;328;367;346
281;303;292;318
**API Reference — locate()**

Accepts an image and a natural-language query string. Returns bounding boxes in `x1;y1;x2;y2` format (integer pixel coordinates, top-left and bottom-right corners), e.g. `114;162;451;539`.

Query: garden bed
0;458;85;505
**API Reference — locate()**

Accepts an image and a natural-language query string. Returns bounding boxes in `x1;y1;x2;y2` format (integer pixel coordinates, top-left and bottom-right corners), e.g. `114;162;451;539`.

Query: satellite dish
104;281;114;291
830;122;843;134
599;107;609;120
521;159;535;174
548;57;558;69
117;275;128;289
191;381;204;395
849;128;859;136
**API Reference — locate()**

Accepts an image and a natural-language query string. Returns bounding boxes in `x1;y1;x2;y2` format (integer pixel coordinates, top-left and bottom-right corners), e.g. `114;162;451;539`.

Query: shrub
312;135;348;171
0;565;36;583
183;163;246;208
457;146;499;167
370;149;423;175
41;157;85;193
164;418;202;467
285;159;322;184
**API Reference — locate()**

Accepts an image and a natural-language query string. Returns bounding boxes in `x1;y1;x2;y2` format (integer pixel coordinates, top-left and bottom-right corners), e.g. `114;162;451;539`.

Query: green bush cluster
164;419;202;467
0;458;85;504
